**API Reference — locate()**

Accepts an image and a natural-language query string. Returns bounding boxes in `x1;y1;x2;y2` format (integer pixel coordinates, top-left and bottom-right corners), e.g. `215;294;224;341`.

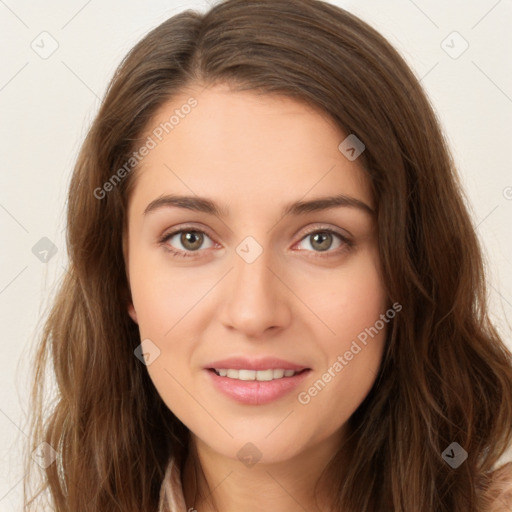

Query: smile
206;368;311;405
211;368;303;380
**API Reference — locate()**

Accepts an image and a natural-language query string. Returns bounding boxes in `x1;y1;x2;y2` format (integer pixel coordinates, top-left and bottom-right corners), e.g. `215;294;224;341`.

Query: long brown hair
23;0;512;510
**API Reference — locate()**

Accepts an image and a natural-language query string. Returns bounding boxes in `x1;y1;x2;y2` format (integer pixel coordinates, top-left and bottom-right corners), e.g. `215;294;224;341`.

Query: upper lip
205;357;311;371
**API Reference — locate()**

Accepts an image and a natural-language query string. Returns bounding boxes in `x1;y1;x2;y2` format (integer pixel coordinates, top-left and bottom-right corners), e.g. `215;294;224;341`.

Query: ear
128;303;138;324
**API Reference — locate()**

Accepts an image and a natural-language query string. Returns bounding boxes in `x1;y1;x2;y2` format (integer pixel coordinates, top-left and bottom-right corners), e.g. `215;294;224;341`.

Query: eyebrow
143;193;374;218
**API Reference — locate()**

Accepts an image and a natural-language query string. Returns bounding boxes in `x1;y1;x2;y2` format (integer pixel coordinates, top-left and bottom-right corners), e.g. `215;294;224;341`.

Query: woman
24;0;512;510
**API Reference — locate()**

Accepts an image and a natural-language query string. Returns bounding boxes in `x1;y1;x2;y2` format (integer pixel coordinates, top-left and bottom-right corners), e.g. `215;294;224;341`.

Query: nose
218;246;292;338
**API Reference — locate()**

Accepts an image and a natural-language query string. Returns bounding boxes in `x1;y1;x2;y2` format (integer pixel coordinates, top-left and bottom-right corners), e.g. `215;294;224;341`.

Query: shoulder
479;462;512;512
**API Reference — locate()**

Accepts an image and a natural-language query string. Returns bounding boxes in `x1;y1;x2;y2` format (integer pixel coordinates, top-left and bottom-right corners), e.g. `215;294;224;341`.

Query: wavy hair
24;0;512;510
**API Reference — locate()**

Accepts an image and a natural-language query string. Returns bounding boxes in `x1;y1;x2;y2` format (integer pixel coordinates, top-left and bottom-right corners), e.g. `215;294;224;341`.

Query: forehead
129;84;373;213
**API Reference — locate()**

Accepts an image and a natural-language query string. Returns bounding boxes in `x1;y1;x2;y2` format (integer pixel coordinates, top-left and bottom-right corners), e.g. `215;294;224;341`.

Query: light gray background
1;0;511;510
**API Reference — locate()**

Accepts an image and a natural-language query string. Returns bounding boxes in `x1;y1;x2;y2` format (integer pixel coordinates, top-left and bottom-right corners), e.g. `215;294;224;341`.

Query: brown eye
296;229;347;254
160;228;215;257
179;231;204;251
309;232;334;252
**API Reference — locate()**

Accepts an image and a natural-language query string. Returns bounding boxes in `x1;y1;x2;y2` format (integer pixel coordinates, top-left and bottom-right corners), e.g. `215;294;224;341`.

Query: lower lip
205;369;311;405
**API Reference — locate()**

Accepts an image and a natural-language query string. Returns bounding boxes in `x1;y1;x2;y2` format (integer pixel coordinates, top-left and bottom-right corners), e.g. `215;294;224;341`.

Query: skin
125;83;389;512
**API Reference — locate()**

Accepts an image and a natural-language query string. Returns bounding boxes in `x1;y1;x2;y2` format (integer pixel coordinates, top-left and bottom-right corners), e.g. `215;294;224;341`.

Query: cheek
297;249;388;414
297;307;388;440
309;248;388;344
127;243;210;338
130;274;198;337
127;247;211;403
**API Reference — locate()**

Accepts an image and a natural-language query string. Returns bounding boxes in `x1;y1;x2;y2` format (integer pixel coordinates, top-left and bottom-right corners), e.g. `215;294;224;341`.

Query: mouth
208;367;310;381
205;367;312;405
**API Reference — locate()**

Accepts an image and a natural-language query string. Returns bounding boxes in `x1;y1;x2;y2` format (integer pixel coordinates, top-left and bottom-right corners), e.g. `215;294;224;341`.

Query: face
125;84;390;465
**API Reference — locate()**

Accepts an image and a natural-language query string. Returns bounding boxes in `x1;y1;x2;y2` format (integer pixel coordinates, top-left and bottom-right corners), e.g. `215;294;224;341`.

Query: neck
182;432;345;512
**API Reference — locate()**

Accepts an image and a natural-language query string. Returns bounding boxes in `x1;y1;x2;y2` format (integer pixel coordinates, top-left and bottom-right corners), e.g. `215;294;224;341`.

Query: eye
159;227;215;258
294;228;353;257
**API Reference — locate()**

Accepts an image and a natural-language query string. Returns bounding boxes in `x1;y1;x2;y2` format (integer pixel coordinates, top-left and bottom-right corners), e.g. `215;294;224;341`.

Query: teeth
214;368;300;380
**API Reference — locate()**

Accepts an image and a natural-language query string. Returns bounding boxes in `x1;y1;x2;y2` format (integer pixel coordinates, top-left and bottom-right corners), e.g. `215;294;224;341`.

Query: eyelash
158;225;353;260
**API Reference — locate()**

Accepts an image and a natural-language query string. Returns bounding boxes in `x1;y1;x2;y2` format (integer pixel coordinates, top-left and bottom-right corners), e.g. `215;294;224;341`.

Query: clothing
158;456;188;512
157;455;512;512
